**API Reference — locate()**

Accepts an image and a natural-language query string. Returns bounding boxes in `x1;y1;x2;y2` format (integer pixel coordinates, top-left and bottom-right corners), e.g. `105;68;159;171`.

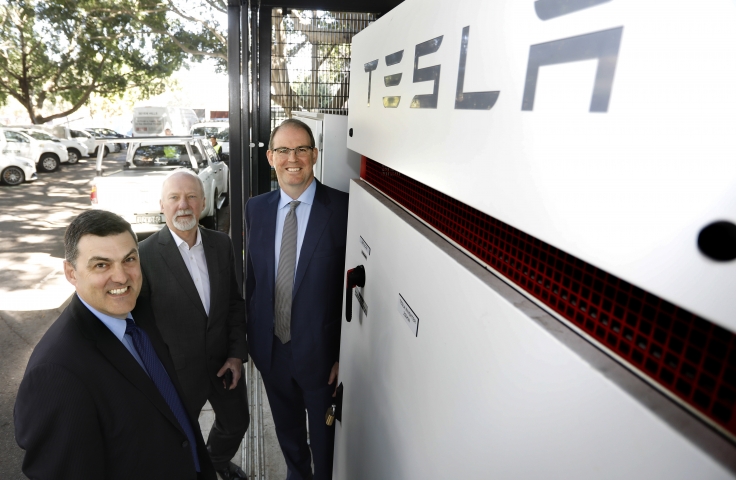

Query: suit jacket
245;180;349;389
14;294;216;480
136;226;246;406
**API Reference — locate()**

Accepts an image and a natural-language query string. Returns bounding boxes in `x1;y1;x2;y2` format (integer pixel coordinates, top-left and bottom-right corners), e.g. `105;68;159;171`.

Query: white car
81;128;121;154
0;127;68;172
15;128;89;164
91;137;229;234
190;121;229;138
0;153;37;185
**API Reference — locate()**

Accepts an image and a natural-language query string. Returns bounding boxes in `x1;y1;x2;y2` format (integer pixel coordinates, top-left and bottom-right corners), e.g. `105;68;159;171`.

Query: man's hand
328;362;339;396
217;358;243;390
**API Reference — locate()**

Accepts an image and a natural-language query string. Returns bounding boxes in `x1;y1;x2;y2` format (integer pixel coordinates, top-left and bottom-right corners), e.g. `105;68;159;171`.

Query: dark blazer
14;294;216;480
245;180;349;389
137;226;247;410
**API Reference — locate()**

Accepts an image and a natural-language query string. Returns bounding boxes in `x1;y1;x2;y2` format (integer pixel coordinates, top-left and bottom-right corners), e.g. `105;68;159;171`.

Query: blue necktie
125;318;200;472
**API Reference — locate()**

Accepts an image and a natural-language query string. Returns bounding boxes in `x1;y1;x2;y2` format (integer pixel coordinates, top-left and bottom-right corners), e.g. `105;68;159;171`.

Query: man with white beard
135;170;250;480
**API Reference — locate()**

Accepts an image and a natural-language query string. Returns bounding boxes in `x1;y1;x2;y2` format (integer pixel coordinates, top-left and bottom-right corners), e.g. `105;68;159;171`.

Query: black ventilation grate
362;157;736;439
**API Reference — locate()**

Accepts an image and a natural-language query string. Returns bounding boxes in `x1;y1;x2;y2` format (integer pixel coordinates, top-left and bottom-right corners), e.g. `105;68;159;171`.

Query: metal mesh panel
362;156;736;441
270;9;377;131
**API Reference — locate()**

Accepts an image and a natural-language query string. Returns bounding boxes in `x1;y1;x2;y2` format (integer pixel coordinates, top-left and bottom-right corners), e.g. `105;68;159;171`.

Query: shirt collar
170;226;202;249
78;295;131;341
278;179;317;210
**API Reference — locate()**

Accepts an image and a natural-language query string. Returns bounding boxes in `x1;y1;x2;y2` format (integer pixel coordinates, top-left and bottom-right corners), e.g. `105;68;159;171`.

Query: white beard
172;209;198;231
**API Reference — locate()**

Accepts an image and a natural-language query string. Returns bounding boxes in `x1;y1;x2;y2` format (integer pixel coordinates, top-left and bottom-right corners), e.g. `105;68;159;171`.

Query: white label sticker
359;236;371;259
398;294;419;337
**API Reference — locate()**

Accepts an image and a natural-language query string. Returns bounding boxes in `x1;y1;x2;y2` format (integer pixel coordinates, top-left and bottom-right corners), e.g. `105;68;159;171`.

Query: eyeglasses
272;146;314;158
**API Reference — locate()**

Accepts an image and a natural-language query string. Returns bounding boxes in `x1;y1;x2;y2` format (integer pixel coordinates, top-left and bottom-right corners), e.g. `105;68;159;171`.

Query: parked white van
132;107;199;136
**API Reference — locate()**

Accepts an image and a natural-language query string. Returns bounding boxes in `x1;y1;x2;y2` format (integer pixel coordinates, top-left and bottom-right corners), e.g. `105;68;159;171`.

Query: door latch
345;266;366;322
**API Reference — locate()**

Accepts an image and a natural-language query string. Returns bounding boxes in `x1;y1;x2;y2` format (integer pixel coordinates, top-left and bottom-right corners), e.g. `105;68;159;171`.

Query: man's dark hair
65;210;137;267
268;118;315;150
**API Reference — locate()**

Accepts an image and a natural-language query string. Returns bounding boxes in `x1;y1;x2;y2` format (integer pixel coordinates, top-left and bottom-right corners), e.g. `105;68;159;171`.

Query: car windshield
192;126;224;137
129;142;208;170
24;130;56;141
216;128;229;141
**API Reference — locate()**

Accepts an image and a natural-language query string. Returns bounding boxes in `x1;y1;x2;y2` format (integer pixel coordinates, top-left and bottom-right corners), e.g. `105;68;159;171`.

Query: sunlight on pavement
0;252;73;311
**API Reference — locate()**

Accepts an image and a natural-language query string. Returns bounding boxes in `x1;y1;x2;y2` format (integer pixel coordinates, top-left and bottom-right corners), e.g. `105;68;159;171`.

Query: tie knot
124;317;137;336
289;201;301;212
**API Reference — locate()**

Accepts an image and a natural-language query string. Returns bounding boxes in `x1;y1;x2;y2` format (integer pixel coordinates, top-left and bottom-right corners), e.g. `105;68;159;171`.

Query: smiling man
245;119;349;480
14;209;215;480
135;170;249;480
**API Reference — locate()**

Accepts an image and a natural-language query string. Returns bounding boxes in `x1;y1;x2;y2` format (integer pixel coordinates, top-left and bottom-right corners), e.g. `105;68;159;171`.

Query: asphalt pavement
0;154;103;478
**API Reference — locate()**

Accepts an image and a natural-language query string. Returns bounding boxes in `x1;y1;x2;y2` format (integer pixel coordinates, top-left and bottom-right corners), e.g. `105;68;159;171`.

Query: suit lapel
156;226;207;318
261;191;280;293
70;295;185;436
293;182;332;297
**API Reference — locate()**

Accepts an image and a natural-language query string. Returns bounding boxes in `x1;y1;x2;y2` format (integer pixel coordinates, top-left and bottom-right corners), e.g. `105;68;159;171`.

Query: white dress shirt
170;227;211;315
78;296;147;372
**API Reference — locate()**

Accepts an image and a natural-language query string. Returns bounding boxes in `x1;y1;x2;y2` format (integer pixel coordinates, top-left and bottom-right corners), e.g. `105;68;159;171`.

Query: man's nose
110;263;128;283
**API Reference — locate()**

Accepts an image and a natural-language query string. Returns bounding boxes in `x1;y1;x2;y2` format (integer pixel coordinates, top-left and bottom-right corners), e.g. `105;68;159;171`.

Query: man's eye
275;148;289;155
296;147;311;154
95;263;107;268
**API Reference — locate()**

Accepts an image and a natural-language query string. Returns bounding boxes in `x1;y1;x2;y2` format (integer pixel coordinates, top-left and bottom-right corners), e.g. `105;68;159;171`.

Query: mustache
174;209;193;218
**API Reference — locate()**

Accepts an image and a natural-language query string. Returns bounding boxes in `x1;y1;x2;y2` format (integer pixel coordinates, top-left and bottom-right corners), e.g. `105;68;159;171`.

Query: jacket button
182;440;189;448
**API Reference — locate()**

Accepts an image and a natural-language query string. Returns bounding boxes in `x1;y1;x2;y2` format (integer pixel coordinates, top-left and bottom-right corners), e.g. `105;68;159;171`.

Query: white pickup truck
91;136;229;235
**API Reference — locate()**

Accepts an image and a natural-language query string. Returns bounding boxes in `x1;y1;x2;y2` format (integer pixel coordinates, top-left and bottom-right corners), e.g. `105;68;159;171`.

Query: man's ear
160;198;164;213
63;260;77;287
311;148;319;166
266;150;275;168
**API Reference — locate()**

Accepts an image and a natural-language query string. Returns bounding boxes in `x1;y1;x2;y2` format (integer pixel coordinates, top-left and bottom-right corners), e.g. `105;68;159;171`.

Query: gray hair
161;169;205;199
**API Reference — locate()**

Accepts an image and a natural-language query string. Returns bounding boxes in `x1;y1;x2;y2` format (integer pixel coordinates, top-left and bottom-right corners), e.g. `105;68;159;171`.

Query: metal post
257;5;272;194
228;0;245;289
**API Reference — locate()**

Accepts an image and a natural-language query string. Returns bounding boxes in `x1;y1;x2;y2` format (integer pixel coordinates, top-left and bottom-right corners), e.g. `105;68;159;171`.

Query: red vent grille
362;157;736;439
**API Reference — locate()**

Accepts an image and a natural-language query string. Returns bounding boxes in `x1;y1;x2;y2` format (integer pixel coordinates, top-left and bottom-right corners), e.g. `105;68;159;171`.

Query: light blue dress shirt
274;180;316;278
78;296;147;372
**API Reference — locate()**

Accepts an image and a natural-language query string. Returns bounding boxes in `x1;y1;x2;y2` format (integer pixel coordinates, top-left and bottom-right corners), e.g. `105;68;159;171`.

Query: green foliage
0;0;187;123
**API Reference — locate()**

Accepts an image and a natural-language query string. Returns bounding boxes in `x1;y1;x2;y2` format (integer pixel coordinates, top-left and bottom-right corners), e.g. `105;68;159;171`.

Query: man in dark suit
14;209;216;480
136;170;249;480
245;119;349;480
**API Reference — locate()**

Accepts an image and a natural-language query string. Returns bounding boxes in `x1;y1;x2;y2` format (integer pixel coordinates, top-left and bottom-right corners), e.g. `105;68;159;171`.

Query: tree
125;4;371;118
0;0;187;124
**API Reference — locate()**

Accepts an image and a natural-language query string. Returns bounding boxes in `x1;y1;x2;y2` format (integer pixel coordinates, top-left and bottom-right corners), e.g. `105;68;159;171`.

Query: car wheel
2;166;25;185
38;154;60;172
93;147;109;157
67;149;80;164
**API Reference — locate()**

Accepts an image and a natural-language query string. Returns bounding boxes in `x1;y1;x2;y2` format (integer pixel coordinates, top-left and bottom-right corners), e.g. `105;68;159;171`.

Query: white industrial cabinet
334;181;734;479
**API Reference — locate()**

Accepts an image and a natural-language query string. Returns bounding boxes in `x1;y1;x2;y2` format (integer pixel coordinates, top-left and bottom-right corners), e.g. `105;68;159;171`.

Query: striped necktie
274;200;300;343
125;318;201;471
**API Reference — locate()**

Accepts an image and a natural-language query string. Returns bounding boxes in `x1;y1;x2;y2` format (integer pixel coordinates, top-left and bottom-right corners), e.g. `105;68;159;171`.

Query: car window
4;131;29;143
26;131;55;141
131;144;198;169
216;128;229;142
72;130;90;138
192;126;223;137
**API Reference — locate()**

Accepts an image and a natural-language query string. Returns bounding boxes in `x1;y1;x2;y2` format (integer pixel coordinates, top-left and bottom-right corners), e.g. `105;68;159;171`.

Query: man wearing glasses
244;119;348;480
